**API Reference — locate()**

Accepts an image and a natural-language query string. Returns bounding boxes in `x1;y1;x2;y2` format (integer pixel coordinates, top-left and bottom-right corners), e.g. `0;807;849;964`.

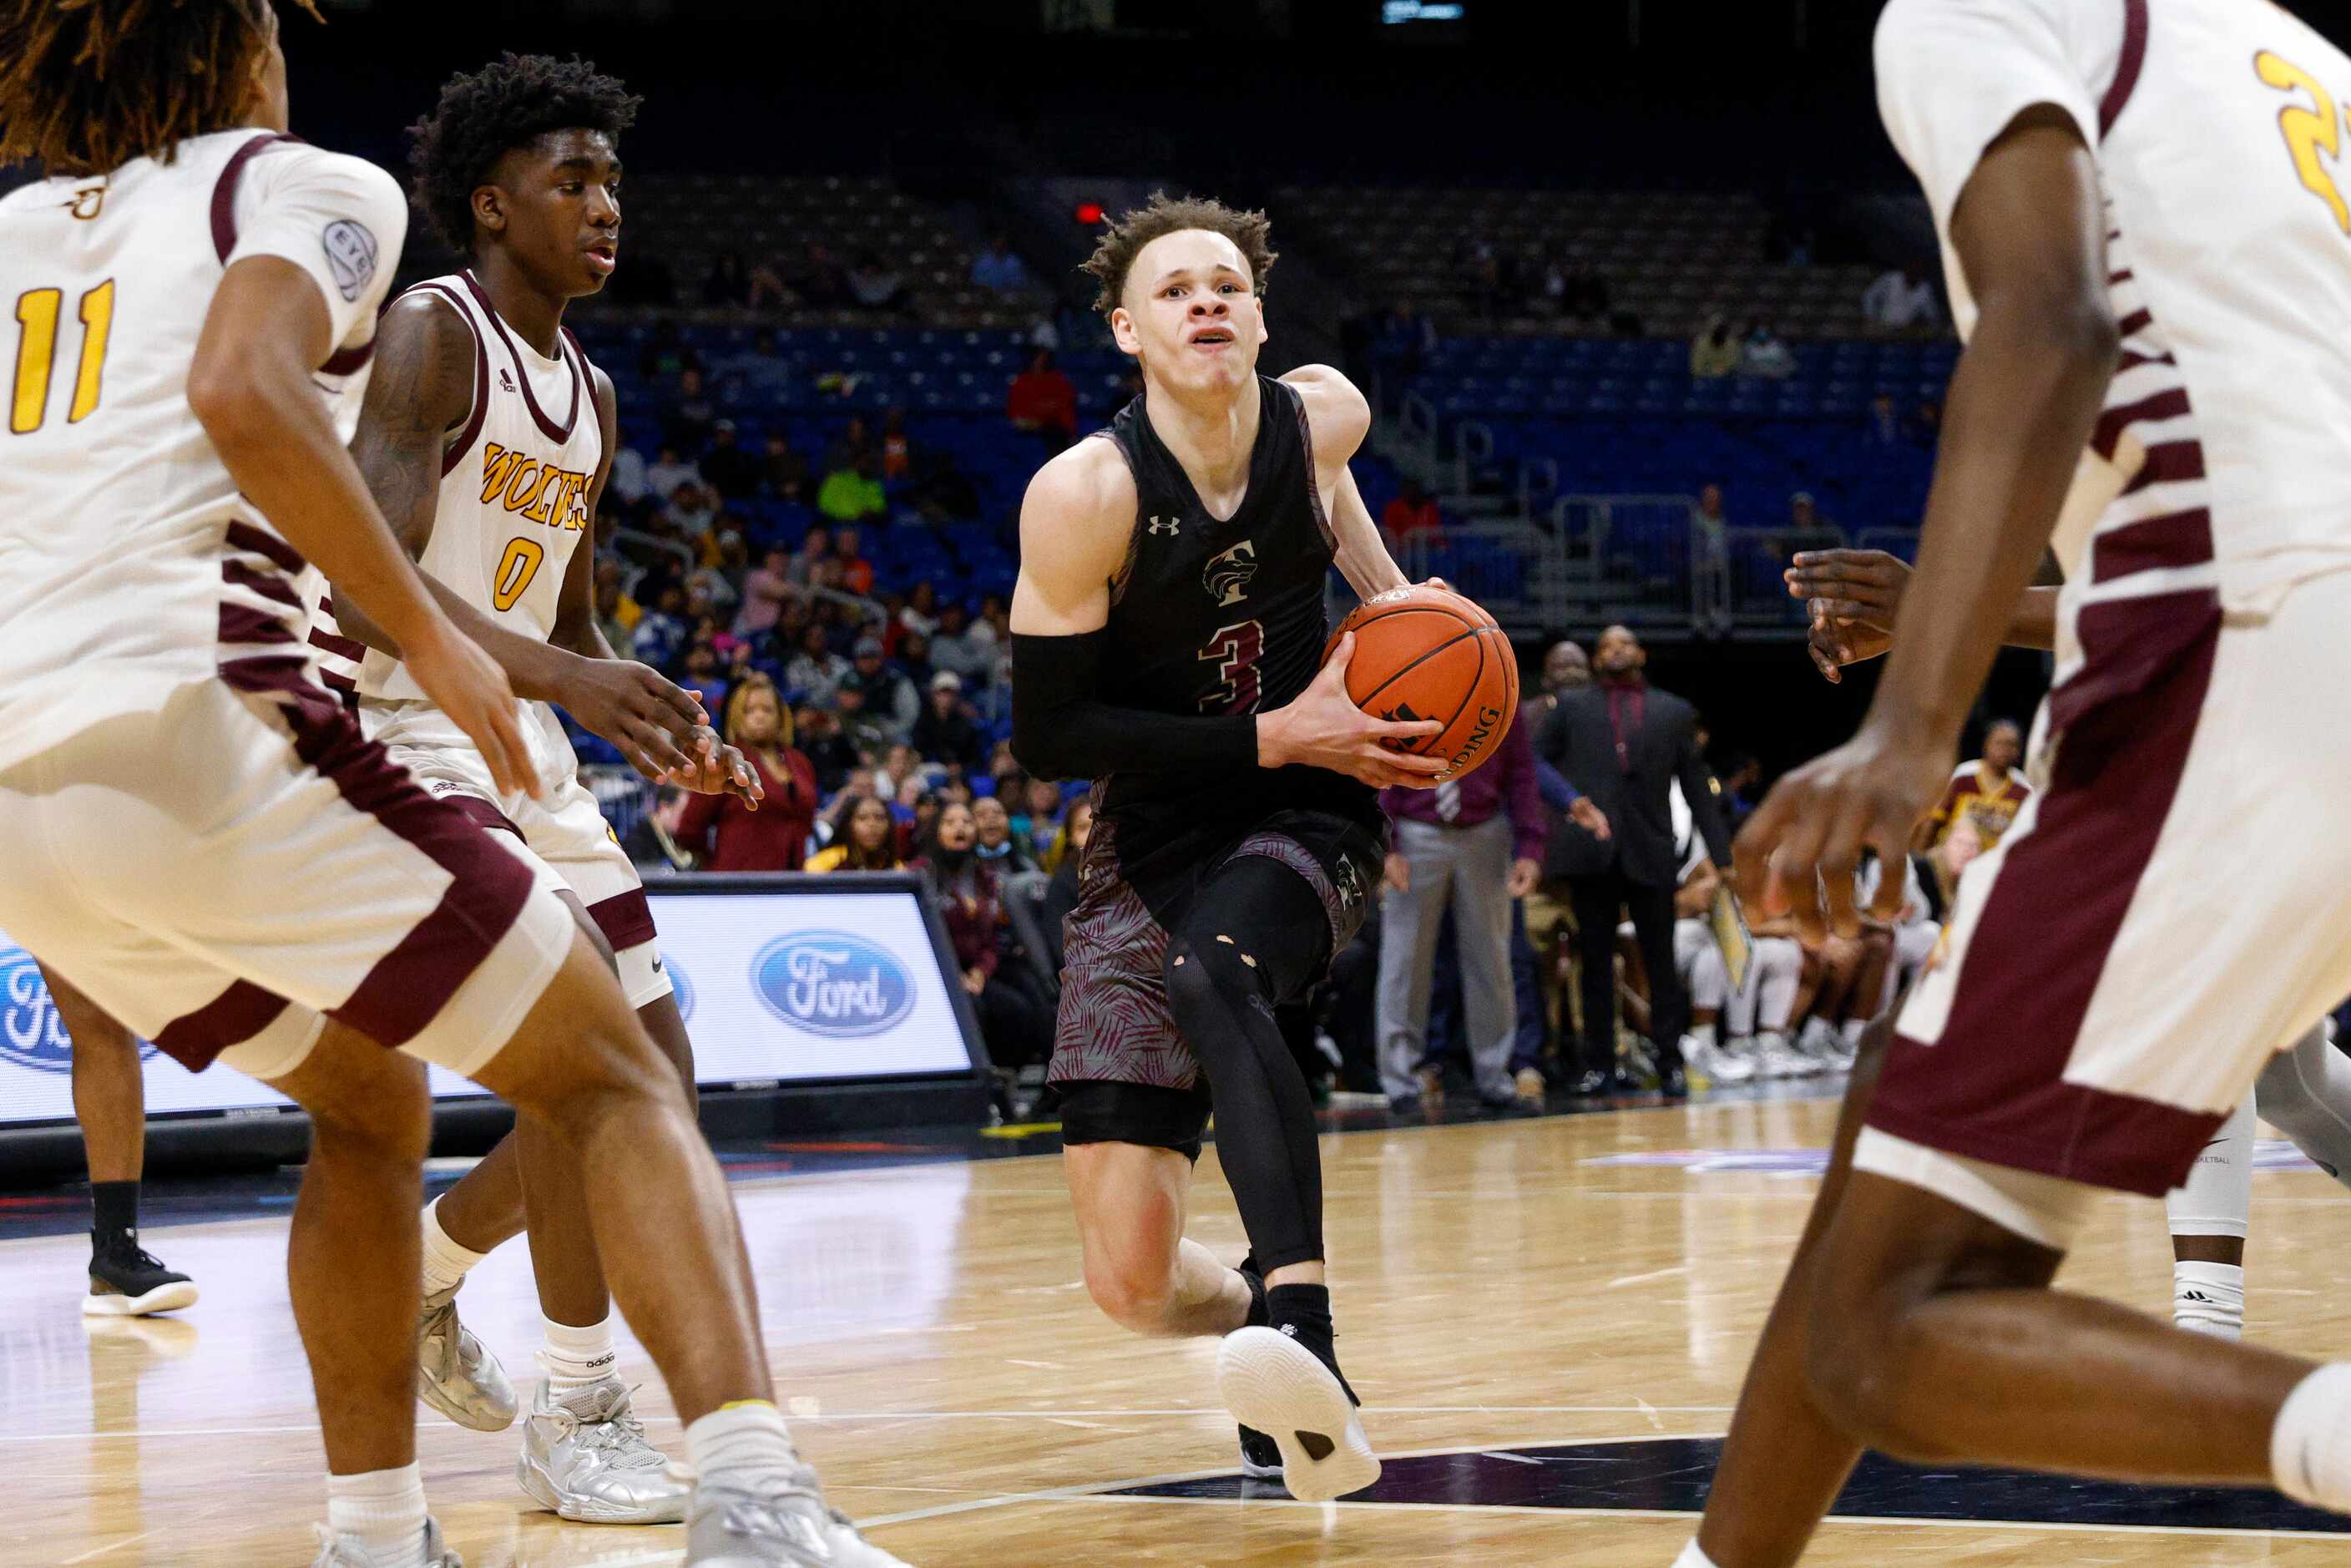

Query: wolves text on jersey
478;442;593;534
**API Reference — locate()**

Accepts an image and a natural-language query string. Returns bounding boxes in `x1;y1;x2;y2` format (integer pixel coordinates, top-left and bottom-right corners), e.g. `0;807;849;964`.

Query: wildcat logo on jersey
478;443;592;533
1332;852;1366;914
1205;540;1257;607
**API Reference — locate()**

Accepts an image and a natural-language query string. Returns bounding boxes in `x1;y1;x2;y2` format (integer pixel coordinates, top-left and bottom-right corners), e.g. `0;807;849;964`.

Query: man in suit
1539;625;1732;1097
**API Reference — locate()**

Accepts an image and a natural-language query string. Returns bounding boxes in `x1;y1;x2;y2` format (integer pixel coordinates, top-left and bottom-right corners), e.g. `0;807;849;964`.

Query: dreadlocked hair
407;53;640;253
0;0;314;178
1079;190;1276;318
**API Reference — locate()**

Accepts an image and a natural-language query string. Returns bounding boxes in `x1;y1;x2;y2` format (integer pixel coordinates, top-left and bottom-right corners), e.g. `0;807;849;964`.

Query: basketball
1322;584;1519;778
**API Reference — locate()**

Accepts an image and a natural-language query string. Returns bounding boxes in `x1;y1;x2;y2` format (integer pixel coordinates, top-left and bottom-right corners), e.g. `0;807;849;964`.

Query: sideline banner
0;875;980;1128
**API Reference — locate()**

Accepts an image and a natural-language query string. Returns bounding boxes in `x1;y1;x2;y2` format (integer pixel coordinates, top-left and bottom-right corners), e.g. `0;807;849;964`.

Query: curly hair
407;53;640;253
0;0;316;177
1079;190;1276;319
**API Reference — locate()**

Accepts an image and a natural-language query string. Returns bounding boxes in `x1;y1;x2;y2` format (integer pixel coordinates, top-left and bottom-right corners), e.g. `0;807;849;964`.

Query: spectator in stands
832;525;875;595
1019;776;1064;860
701;249;754;308
636;318;700;380
715;327;788;397
675;674;817;872
1862;262;1940;332
735;545;796;640
679;642;731;719
971;235;1031;295
805;794;902;873
1690;313;1742;378
875;742;926;802
879;407;916;482
1372;302;1437;391
786;524;832;593
1865;391;1902;446
827;416;872;473
832;672;895;758
784;621;851;707
847;250;910;314
1382;478;1442;543
1788;489;1837;536
968;595;1011;689
700;419;760;500
609;443;650;510
894;626;935;686
593;559;638;653
629;582;688;670
662;479;717;541
623;785;692;873
1921;718;2030;851
1040;797;1094;969
792;242;847;309
1907;397;1944;448
818;450;887;525
913;670;985;771
796;703;858;792
928;602;990;688
645;443;701;503
761;432;808;499
1006;348;1078;453
973;793;1040;884
1739;321;1795;379
900;580;942;640
918;801;1050;1094
663;366;715;453
852;635;917;741
689;530;745;617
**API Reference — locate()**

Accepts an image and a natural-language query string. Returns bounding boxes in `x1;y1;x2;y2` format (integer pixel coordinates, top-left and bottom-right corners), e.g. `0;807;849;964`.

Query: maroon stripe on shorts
223;560;303;609
225;518;307;575
2091;387;2189;462
585;888;658;953
214;655;538;1050
2050;587;2220;732
210;132;301;263
307;624;367;661
220;602;300;645
1868;611;2223;1197
446;794;524;841
2116;351;2175;372
321;668;357;695
2115;307;2152;340
2121;441;2206;494
2099;0;2148;138
151;979;292;1073
2092;508;2212;583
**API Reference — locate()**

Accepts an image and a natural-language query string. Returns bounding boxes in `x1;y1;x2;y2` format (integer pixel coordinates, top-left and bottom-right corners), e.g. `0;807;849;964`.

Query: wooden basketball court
15;1094;2351;1565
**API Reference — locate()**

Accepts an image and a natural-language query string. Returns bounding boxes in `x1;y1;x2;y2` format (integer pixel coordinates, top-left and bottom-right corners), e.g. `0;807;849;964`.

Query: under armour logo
498;369;518;393
1147;515;1180;537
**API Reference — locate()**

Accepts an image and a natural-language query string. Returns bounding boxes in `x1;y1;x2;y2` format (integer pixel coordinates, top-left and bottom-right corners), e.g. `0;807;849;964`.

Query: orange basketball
1322;584;1519;778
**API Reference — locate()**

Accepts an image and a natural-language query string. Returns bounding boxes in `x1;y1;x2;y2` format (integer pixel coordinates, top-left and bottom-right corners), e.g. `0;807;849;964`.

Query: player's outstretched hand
1783;548;1909;683
663;725;765;807
1731;716;1951;945
1262;631;1449;789
556;657;710;781
407;616;541;803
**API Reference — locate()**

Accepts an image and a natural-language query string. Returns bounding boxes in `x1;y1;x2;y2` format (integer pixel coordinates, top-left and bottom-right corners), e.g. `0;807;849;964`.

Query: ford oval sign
751;931;915;1039
1;945;78;1075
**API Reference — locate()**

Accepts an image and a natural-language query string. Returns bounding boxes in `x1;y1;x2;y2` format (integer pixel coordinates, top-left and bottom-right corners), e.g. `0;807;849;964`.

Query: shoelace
543;1382;665;1468
710;1470;841;1540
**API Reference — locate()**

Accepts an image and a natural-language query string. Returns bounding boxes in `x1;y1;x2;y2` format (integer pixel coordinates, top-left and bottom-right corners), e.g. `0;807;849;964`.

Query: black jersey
1090;377;1378;881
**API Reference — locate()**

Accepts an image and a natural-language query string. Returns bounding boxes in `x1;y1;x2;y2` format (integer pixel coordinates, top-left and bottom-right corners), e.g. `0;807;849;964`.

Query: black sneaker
1235;1255;1282;1481
84;1229;198;1318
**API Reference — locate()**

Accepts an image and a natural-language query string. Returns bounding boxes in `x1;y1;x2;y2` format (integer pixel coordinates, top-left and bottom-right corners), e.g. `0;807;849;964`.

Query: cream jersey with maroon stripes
0;129;402;774
1876;0;2351;716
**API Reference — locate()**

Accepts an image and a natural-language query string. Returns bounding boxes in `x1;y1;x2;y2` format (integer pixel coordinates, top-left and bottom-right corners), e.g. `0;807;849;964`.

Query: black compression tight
1164;854;1334;1274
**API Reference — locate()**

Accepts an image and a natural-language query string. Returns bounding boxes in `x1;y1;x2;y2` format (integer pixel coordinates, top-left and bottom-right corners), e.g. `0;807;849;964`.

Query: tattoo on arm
350;292;475;564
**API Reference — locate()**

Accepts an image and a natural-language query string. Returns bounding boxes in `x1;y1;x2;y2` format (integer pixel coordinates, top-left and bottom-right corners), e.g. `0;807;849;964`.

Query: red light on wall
1074;202;1105;225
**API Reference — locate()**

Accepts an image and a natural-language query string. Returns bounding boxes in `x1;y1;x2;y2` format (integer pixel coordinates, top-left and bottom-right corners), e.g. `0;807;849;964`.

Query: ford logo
0;945;156;1075
751;930;915;1039
663;952;695;1024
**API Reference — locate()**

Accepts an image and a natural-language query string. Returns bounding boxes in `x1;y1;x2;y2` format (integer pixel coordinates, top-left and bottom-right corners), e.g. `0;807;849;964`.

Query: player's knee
1162;934;1259;1029
1802;1286;1959;1464
1082;1246;1180;1333
304;1053;432;1171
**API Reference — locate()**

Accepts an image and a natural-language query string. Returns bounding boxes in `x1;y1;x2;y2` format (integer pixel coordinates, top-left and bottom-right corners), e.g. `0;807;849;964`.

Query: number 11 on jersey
10;280;114;435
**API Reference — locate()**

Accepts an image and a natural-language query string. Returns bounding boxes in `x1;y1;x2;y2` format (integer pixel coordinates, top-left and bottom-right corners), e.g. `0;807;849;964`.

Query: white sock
326;1463;427;1568
685;1400;801;1493
1689;1023;1717;1053
1672;1540;1722;1568
2273;1362;2351;1510
419;1196;487;1298
540;1313;619;1394
2173;1261;2247;1338
1841;1017;1868;1047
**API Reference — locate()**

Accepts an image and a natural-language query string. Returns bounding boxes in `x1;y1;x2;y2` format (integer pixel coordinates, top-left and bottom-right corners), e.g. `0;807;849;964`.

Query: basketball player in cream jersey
0;8;910;1568
313;57;770;1530
1679;3;2351;1565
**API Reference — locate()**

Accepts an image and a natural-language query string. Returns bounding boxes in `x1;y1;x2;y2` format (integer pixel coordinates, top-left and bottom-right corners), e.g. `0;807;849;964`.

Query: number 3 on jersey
493;536;544;611
10;281;114;434
1200;620;1263;714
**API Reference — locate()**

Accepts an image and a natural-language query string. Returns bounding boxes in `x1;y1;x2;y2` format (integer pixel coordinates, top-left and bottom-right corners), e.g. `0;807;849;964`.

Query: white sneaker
1757;1031;1808;1080
1692;1034;1755;1085
1215;1326;1379;1503
309;1517;460;1568
685;1476;910;1566
1792;1020;1840;1076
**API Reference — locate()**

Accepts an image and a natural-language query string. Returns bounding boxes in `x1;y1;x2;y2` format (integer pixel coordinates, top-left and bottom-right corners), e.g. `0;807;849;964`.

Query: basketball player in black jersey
1011;194;1448;1502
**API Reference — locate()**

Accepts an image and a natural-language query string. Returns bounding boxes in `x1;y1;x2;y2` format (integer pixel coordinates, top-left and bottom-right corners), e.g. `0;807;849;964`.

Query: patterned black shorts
1048;803;1382;1143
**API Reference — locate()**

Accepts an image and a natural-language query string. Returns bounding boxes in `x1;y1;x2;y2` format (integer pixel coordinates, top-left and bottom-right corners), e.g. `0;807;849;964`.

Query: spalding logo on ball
1322;583;1519;778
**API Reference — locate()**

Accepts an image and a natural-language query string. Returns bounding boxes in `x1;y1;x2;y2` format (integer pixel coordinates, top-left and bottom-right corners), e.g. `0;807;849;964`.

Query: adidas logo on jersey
498;368;518;393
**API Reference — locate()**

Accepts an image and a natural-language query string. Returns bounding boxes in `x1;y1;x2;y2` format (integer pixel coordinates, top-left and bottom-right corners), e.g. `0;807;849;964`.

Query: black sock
1238;1253;1269;1328
91;1180;139;1242
1267;1282;1357;1406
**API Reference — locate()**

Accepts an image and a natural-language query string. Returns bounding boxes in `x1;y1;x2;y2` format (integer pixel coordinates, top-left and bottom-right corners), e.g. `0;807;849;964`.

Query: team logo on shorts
0;946;154;1075
321;220;378;302
750;931;914;1039
662;953;695;1024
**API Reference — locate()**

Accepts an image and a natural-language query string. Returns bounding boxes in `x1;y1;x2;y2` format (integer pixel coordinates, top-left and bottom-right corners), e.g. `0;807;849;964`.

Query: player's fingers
1324;630;1355;680
628;718;694;775
485;706;538;802
1864;816;1913;923
1731;789;1794;912
638;667;706;730
1371;717;1447;741
1805;634;1843;683
1378;746;1449;776
1818;844;1864;940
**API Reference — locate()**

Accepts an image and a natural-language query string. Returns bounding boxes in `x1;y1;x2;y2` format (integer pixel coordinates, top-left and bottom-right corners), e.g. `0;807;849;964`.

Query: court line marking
4;1405;1742;1443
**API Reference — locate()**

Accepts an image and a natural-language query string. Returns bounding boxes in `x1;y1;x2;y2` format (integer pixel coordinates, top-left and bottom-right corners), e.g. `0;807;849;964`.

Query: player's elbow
185;354;278;459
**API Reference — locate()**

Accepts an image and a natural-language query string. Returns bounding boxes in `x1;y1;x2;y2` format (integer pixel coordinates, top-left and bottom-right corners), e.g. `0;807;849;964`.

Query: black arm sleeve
1011;630;1260;782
